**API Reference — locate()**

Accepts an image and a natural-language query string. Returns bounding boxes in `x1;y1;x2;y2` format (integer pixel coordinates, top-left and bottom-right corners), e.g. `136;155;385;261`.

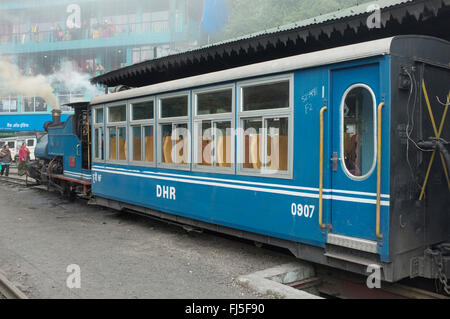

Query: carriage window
239;76;292;177
242;117;289;171
266;118;289;171
118;127;127;161
143;126;154;162
197;89;232;115
130;99;155;165
131;125;154;163
195;120;232;168
243;119;263;169
132;101;154;121
106;104;127;162
161;96;188;118
108;127;117;160
342;85;376;178
158;94;189;168
95;108;104;123
196;121;212;166
94;127;105;160
194;87;233;171
107;126;127;161
109;105;126;122
161;123;189;164
93;107;105;161
242;81;289;111
132;126;142;161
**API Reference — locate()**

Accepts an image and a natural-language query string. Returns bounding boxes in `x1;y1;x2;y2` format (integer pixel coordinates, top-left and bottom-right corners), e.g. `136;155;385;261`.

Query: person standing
56;24;63;41
0;144;12;177
18;142;30;176
96;63;105;76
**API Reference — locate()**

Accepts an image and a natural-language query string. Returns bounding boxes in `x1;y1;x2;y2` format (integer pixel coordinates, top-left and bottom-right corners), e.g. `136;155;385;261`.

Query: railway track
0;271;27;299
1;173;448;299
289;265;450;299
0;175;40;187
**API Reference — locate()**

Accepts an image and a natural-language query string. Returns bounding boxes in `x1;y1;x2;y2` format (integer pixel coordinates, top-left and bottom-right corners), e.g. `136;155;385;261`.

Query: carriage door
330;64;379;241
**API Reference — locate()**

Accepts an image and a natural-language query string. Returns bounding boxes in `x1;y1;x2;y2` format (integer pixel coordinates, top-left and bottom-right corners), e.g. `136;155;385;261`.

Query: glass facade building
0;0;201;136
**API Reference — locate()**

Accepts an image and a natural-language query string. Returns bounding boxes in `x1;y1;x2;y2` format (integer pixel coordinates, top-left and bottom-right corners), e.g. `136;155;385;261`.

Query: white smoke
0;58;104;110
0;57;58;109
48;61;104;98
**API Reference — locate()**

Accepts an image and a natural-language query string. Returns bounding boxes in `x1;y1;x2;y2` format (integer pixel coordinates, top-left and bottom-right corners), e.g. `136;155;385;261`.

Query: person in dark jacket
0;144;12;176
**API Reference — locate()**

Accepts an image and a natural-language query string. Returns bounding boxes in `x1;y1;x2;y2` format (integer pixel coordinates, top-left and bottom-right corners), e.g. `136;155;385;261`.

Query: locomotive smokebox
51;109;62;124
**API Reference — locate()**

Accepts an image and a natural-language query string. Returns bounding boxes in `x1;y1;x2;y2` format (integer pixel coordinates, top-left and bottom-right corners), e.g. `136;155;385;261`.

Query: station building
0;0;202;137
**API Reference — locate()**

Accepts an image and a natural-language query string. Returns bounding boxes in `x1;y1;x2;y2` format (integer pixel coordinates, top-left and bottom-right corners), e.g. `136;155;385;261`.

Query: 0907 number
291;203;315;218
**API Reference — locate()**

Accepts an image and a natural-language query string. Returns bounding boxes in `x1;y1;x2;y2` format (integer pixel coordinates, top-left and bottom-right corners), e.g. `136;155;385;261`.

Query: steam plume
48;61;104;98
0;57;58;109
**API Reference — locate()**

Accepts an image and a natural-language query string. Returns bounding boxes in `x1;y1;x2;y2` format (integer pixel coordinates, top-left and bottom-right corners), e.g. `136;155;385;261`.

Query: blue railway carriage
88;36;450;282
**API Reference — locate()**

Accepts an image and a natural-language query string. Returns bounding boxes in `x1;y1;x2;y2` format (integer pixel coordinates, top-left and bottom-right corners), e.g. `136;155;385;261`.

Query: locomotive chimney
52;109;62;124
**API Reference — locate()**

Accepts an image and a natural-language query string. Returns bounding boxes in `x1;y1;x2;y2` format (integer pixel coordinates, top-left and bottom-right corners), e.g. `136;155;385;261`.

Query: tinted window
197;90;232;115
160;96;188;118
132;101;154;120
243;81;289;111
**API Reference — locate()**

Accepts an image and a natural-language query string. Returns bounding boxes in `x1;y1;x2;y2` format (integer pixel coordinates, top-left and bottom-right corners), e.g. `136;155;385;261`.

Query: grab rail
376;102;385;239
319;106;327;229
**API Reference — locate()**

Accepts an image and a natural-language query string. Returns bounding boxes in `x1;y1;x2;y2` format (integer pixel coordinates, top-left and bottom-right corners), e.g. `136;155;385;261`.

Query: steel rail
0;271;27;299
0;175;29;186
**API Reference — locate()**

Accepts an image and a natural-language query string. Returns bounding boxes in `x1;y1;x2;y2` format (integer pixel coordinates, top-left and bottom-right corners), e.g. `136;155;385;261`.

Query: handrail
319;106;327;229
376;102;385;239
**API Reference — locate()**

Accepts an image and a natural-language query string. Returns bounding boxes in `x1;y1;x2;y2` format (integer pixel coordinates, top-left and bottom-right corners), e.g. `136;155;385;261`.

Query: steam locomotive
28;105;91;199
27;35;450;287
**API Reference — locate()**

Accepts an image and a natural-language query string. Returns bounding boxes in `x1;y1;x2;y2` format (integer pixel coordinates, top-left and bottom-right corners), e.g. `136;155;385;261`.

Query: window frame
92;105;106;163
23;96;49;113
128;96;156;167
106;101;128;164
157;91;190;170
0;95;18;113
339;83;377;181
192;84;235;174
237;74;294;179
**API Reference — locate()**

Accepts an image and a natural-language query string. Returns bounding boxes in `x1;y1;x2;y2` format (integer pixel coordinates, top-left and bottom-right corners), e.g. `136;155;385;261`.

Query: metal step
327;233;378;254
324;251;380;267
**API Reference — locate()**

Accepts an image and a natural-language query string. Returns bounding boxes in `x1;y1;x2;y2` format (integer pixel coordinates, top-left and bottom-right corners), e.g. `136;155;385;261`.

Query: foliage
217;0;375;41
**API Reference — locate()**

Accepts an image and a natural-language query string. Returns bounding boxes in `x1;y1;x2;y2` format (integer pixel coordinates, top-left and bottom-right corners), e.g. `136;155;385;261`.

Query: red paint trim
46;173;92;186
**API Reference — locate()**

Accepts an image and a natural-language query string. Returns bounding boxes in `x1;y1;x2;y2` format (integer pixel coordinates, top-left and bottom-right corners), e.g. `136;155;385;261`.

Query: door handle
331;152;341;172
76;144;81;156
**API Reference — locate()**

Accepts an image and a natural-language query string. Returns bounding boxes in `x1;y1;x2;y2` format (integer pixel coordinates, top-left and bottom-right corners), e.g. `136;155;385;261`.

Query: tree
216;0;374;42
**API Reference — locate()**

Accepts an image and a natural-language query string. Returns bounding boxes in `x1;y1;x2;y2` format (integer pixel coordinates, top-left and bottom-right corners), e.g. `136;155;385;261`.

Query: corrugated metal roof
92;0;450;88
198;0;415;48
